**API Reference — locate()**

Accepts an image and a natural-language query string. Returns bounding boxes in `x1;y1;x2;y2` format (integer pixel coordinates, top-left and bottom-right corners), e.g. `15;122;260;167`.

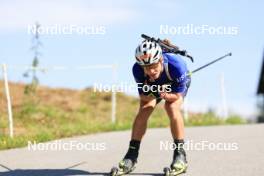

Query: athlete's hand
160;92;182;102
159;92;168;99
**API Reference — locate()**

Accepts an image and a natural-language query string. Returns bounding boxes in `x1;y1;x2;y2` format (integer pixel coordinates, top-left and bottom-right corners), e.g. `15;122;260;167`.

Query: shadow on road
0;169;166;176
0;163;164;176
0;169;111;176
130;173;163;176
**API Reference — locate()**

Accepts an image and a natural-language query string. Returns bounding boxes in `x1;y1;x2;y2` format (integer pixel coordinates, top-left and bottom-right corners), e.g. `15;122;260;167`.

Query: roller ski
110;159;136;176
163;162;187;176
110;140;140;176
163;146;188;176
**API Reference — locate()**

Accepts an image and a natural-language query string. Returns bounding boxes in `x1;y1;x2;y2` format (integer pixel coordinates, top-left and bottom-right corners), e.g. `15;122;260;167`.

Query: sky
0;0;263;119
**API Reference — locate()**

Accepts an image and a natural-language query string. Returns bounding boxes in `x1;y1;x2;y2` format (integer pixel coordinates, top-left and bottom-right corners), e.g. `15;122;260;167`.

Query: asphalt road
0;124;264;176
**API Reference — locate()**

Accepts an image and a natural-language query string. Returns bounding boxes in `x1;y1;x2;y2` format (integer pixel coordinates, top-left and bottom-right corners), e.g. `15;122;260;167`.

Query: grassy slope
0;81;246;149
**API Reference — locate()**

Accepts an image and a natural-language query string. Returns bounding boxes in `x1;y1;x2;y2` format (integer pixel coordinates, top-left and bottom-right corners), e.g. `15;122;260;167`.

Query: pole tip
229;52;232;56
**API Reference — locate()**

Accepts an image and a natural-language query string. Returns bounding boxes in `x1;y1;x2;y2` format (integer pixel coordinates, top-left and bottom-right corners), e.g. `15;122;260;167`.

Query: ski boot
163;149;187;176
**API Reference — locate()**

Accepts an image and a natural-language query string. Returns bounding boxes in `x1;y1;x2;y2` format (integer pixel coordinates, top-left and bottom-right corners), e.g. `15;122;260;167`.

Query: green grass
0;85;247;150
184;112;247;126
225;115;247;124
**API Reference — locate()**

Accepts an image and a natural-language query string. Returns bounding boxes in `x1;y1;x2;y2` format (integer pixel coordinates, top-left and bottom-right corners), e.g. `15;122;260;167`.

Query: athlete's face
143;58;163;80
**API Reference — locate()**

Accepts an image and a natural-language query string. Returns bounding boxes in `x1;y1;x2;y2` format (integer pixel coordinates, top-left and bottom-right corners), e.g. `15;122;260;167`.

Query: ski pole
188;52;232;76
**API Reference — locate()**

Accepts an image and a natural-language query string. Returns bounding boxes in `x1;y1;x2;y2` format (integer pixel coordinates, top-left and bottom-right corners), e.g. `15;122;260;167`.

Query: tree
24;22;42;95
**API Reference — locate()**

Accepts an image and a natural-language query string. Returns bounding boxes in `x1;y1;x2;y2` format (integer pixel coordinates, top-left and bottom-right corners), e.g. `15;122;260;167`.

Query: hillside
0;81;245;149
0;81;170;149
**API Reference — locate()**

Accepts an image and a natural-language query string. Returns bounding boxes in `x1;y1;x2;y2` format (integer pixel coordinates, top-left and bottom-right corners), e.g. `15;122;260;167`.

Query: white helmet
135;40;162;66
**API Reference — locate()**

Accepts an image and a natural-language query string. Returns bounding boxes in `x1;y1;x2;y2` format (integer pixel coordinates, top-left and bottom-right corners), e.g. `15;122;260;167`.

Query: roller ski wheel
110;166;132;176
163;167;171;176
163;161;187;176
110;167;119;176
109;159;136;176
